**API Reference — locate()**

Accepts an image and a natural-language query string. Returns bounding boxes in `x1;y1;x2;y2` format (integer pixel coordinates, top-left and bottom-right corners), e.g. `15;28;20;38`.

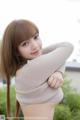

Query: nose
31;40;38;50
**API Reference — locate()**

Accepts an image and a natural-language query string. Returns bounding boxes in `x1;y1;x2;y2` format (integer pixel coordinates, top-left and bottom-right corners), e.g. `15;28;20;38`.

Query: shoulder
16;68;22;77
16;65;24;77
15;63;28;77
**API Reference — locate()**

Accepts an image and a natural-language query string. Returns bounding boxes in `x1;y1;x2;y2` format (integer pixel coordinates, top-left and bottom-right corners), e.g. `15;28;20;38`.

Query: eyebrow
32;32;39;38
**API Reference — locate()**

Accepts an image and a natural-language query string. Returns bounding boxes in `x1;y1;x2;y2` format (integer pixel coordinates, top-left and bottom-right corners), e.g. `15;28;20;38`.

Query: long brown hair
0;19;39;119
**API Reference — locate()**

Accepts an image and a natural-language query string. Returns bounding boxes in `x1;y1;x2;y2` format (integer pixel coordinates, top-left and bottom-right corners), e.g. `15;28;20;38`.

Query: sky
0;0;80;62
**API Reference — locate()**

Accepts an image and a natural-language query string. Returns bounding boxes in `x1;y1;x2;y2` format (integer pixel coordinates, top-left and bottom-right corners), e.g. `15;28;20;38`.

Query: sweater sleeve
17;42;74;90
42;43;66;76
55;63;65;77
42;42;71;54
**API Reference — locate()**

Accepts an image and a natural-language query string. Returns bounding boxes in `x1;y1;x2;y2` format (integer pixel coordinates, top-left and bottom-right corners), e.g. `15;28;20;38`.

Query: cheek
18;47;29;57
18;47;23;55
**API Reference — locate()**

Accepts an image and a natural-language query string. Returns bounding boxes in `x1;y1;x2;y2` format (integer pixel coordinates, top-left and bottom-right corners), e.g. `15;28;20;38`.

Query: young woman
0;19;73;120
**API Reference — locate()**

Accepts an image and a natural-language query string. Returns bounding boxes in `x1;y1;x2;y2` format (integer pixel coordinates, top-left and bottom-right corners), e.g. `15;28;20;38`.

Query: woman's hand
47;71;64;88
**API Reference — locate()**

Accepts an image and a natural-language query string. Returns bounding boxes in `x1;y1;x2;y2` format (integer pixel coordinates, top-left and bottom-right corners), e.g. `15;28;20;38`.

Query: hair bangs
14;20;39;46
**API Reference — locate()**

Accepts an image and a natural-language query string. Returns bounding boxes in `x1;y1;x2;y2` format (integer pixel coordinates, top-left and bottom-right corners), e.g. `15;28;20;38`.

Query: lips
31;50;39;54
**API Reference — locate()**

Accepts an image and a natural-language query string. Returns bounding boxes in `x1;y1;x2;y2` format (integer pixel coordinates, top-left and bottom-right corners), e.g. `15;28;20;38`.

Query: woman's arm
47;71;64;88
55;63;65;77
42;42;71;55
47;63;65;88
18;42;74;89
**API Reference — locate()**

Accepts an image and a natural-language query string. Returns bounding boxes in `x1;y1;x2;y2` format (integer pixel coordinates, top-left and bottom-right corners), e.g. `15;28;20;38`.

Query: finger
54;79;64;88
54;80;61;88
47;76;54;85
50;78;57;88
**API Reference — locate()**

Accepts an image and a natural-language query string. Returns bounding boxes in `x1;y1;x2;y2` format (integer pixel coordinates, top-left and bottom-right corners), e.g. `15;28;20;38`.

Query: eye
34;34;39;40
22;42;26;46
21;41;29;46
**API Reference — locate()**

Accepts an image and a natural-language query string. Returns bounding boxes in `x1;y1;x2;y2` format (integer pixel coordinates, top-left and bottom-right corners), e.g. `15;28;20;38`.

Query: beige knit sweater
15;42;73;106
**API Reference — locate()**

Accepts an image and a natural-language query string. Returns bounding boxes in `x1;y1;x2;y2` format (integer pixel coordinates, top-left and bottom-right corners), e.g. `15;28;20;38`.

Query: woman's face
18;33;42;60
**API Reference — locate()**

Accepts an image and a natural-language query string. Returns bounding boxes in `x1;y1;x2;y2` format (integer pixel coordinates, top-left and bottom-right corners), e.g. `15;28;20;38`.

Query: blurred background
0;0;80;62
